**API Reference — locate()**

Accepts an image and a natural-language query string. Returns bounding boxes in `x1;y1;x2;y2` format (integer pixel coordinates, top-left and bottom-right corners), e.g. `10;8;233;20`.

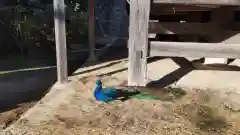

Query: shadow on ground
0;51;88;113
147;57;240;89
72;44;240;90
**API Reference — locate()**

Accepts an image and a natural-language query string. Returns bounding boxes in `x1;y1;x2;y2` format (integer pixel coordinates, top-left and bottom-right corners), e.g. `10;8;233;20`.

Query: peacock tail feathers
112;86;160;100
130;93;160;100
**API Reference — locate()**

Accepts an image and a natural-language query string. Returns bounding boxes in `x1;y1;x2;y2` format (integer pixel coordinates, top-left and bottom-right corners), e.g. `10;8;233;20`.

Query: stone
223;91;240;112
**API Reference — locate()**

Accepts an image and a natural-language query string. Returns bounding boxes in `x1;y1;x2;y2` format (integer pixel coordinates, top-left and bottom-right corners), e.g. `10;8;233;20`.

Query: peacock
94;79;162;102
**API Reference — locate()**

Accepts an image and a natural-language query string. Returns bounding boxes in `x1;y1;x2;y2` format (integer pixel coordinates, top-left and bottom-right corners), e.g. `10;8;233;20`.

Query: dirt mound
2;75;240;135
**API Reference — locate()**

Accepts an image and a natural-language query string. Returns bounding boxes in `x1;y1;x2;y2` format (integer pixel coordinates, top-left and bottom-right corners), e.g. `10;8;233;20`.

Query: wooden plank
88;0;97;61
149;22;221;35
53;0;68;83
151;12;211;22
149;22;240;35
151;4;217;15
150;41;240;58
153;0;240;5
128;0;150;86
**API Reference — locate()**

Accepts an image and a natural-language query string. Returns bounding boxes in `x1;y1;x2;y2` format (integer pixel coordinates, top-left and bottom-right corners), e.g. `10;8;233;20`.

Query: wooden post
128;0;150;86
54;0;68;83
88;0;97;61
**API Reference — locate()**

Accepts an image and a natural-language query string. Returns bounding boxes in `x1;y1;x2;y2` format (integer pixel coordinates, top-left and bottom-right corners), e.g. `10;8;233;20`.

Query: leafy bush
0;0;89;57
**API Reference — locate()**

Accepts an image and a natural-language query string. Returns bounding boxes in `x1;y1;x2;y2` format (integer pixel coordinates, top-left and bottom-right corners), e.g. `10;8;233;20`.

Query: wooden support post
128;0;150;86
205;8;233;65
88;0;97;61
54;0;68;83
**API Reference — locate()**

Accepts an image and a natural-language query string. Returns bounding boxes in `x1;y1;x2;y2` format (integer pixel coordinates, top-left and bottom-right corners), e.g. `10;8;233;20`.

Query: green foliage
0;0;89;57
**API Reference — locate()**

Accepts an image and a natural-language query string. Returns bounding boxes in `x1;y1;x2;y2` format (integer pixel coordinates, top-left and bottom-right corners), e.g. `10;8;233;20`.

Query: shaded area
93;57;166;78
72;45;129;76
72;61;122;76
0;68;56;112
0;51;88;113
147;57;240;89
147;57;194;88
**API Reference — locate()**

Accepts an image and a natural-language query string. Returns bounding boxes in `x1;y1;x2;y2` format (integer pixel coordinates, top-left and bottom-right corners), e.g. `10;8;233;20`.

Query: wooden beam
150;12;211;22
128;0;150;86
151;4;218;15
53;0;68;83
153;0;240;5
88;0;97;61
150;41;240;58
149;21;240;35
149;22;221;35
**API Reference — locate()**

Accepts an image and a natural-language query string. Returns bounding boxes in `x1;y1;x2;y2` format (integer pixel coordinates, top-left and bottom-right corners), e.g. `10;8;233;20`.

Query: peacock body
93;79;161;102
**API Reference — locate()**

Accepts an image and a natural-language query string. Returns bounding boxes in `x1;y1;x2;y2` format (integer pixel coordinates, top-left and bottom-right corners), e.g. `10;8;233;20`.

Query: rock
223;91;240;112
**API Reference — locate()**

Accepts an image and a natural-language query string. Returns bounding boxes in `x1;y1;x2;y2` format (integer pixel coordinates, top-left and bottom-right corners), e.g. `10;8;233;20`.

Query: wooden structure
54;0;127;83
54;0;96;83
54;0;68;83
53;0;240;85
128;0;240;86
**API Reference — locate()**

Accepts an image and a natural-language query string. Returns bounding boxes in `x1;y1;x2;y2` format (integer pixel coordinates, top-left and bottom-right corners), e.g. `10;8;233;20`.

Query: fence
94;0;129;46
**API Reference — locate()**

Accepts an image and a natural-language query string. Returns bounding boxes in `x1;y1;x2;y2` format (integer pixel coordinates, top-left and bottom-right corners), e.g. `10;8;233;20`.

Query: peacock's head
96;79;102;86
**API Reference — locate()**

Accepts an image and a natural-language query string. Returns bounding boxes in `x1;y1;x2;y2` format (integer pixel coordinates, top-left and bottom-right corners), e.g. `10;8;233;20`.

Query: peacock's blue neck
95;85;102;93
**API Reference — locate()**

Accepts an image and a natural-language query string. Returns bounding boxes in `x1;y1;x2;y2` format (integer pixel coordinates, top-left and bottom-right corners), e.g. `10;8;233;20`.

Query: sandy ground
2;58;240;135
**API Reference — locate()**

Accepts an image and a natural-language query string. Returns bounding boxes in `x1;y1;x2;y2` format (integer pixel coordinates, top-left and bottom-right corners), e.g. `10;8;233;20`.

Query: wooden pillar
88;0;97;61
128;0;150;86
54;0;68;83
205;7;233;65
